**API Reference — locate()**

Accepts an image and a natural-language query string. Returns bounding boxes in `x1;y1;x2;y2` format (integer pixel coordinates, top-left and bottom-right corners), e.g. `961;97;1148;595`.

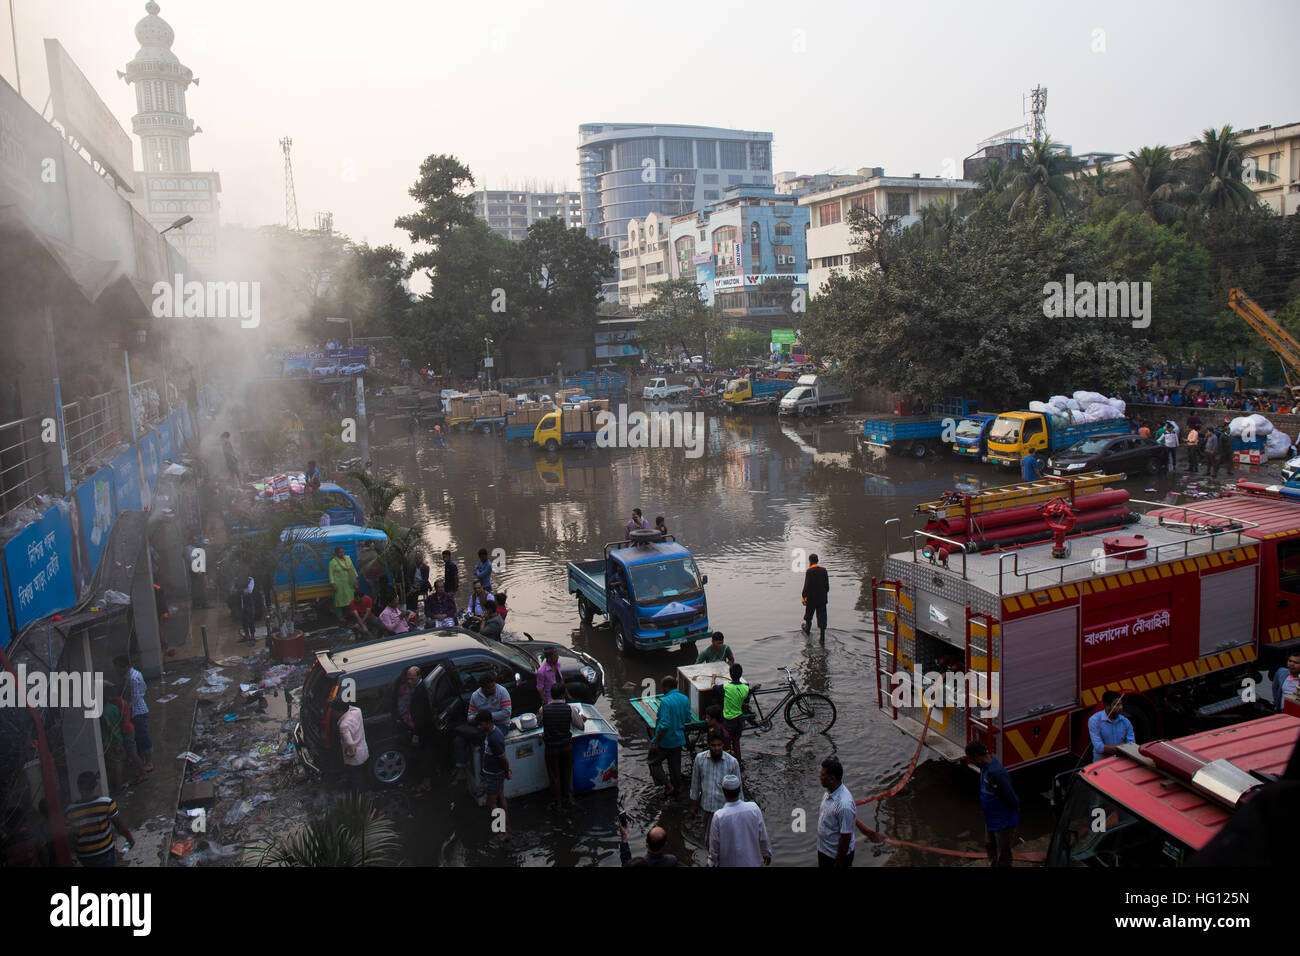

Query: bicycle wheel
784;693;836;734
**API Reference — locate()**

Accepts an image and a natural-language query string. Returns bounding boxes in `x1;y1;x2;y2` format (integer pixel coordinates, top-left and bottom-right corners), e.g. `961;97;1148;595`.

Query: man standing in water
801;553;829;641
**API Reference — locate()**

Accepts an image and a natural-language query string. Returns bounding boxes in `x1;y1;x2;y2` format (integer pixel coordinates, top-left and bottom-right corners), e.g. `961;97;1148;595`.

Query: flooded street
366;405;1191;865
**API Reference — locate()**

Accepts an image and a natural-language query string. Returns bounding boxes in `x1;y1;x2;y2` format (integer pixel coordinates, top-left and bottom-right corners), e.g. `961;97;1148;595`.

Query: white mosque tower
123;1;221;267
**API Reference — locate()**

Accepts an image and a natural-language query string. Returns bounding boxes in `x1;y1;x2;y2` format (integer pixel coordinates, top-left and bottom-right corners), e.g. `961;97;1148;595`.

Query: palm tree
1006;137;1081;218
242;793;399;866
957;158;1012;217
346;468;419;521
1120;145;1188;224
1187;125;1274;216
373;517;427;608
917;198;959;239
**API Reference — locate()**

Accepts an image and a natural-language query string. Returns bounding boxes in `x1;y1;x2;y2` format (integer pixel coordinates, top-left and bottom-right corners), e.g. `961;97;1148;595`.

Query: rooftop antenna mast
1023;85;1047;143
280;136;299;230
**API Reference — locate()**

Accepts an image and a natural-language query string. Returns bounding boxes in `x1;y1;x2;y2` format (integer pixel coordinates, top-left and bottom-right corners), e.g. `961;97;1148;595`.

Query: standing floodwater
371;407;1183;866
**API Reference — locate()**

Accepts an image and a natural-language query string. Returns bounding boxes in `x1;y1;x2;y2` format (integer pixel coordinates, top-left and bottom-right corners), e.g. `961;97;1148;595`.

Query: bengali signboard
112;445;143;513
139;429;161;493
771;329;798;344
156;416;175;465
1084;609;1172;647
4;504;75;633
74;466;115;587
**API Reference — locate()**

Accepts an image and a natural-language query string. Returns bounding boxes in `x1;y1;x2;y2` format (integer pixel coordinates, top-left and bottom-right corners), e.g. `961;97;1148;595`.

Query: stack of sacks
1036;391;1127;424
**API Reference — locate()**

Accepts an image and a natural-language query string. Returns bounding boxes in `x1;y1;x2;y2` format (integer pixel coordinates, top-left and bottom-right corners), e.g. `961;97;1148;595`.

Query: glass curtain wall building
578;123;773;298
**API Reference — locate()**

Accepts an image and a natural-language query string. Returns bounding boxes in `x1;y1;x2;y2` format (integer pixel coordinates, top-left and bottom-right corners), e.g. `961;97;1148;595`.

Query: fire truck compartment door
1002;606;1079;722
1199;565;1256;657
915;589;967;645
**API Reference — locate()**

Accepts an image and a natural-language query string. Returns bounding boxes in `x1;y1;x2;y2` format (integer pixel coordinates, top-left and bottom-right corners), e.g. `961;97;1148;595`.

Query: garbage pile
1027;391;1127;424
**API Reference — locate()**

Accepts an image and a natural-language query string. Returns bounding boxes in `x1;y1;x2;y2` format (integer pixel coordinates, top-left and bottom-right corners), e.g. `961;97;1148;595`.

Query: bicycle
684;666;836;755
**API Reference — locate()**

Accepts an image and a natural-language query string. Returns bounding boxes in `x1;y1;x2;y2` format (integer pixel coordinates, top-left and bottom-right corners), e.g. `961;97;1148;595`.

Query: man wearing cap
707;773;771;867
64;771;135;867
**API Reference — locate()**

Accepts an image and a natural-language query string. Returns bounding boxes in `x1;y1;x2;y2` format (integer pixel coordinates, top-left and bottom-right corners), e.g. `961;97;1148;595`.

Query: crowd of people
329;544;509;640
1126;388;1300;415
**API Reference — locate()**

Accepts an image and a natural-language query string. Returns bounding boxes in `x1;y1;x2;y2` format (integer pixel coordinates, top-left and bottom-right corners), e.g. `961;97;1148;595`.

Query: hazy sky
6;0;1299;260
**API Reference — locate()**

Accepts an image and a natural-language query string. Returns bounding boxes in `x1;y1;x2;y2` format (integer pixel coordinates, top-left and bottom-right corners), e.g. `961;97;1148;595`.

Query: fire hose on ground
851;705;1046;864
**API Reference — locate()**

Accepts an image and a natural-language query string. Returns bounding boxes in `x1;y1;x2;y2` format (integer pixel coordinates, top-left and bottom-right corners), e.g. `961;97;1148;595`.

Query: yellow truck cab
986;410;1130;467
723;379;754;403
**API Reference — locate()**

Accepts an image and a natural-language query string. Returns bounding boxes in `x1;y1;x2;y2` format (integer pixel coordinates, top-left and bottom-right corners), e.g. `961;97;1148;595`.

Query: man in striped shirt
114;656;152;772
689;731;740;839
64;771;134;867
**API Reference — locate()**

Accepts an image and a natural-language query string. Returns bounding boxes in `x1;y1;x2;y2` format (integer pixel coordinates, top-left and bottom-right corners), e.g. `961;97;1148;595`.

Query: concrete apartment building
801;170;975;298
472;188;582;241
617;212;674;308
667;183;810;332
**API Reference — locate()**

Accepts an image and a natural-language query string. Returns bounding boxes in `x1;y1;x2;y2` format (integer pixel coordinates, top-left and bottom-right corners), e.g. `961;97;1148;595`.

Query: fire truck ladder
1228;288;1300;392
915;472;1124;522
872;577;902;715
965;609;998;753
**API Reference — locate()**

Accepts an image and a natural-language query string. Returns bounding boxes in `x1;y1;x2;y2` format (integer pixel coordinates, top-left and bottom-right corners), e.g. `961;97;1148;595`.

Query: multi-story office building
578;123;774;296
801;171;976;298
123;1;221;269
660;184;810;332
471;188;582;241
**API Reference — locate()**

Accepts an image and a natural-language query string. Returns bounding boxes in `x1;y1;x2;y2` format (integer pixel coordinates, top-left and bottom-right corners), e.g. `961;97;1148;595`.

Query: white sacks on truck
1228;414;1274;437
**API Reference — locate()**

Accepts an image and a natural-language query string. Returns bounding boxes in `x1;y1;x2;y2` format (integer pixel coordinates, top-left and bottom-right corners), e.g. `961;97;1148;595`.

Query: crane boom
1227;288;1300;392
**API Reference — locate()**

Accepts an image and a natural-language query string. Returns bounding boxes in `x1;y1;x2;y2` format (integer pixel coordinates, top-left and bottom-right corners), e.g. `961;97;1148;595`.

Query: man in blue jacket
1274;652;1300;712
965;740;1018;867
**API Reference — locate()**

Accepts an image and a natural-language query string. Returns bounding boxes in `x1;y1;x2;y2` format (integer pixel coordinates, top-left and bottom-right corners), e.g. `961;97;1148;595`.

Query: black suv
294;628;605;786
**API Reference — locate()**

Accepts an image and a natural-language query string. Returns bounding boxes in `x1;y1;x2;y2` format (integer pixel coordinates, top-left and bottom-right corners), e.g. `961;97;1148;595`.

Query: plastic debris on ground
155;694;179;704
176;751;203;763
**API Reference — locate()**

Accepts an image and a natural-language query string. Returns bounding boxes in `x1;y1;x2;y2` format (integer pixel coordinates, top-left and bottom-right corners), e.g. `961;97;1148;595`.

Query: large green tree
635;277;717;360
393;154;478;275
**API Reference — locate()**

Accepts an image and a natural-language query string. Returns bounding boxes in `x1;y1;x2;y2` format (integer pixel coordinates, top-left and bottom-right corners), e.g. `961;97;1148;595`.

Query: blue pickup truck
567;533;711;655
862;398;981;459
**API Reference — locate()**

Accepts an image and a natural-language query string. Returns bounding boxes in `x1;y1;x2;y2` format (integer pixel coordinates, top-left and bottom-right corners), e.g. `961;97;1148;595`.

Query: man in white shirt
816;756;856;867
708;774;770;867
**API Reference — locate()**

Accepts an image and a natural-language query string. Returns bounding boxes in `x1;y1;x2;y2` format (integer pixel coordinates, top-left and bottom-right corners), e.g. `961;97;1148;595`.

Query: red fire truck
872;473;1300;770
1047;713;1298;866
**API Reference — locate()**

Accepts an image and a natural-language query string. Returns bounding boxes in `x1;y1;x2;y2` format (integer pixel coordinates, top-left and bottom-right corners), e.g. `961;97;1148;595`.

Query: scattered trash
222;713;240;722
222;793;276;827
103;589;131;605
1144;487;1156;492
155;694;179;704
216;657;243;667
261;664;299;688
177;751;203;763
171;677;191;685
